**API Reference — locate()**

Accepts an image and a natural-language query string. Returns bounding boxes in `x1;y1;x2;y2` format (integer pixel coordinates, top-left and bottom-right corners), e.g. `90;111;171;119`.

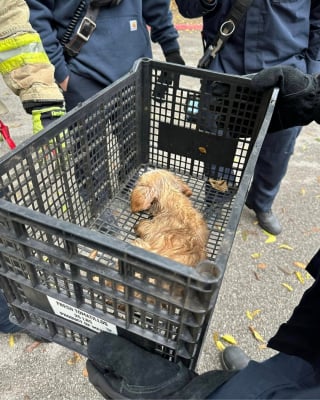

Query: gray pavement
1;30;320;399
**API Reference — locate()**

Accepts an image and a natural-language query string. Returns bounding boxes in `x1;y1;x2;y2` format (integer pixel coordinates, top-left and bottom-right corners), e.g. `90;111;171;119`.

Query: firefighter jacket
0;0;63;114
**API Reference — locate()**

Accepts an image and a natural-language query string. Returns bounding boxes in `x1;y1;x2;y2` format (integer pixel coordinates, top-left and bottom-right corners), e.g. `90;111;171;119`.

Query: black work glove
250;66;320;132
200;0;219;11
153;51;185;102
164;50;186;66
90;0;123;8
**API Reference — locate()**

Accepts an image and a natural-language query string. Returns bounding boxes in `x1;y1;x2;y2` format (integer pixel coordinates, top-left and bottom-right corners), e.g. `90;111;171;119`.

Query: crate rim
0;58;275;170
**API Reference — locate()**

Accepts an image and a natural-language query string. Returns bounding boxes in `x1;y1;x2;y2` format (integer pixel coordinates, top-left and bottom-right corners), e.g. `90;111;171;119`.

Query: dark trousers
209;353;319;399
63;71;105;111
246;126;301;212
0;290;21;333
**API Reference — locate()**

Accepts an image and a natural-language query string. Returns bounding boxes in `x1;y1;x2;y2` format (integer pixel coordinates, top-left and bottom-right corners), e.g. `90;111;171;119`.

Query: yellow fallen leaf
215;340;226;351
300;188;306;196
241;230;249;241
213;331;226;351
257;263;267;270
67;352;82;365
251;309;262;318
263;230;277;243
9;334;15;347
83;368;88;378
246;309;261;321
246;310;253;320
305;272;311;280
249;326;265;343
251;252;261;259
278;244;293;250
281;283;293;291
295;271;304;284
62;204;68;213
259;343;267;349
294;261;306;269
221;334;237;345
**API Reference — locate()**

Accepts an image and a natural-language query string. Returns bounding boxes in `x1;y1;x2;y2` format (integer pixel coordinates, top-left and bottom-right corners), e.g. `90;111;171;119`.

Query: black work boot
246;202;282;235
220;346;250;371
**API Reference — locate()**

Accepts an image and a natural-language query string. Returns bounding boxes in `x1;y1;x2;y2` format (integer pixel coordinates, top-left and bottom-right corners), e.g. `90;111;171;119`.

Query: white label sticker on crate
47;296;118;335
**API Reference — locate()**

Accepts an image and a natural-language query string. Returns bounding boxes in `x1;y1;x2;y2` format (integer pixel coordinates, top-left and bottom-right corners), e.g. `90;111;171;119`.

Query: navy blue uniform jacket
26;0;180;86
175;0;320;74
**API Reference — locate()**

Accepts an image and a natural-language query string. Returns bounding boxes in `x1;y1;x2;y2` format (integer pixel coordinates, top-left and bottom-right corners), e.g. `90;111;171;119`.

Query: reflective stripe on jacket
0;0;63;109
0;33;49;74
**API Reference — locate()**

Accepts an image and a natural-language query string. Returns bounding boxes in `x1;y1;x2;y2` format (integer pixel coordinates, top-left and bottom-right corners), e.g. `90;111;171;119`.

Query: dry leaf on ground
251;252;261;259
294;261;306;269
221;334;237;345
263;231;277;243
25;340;42;353
246;309;261;320
278;244;294;250
249;326;265;343
295;271;305;284
281;283;293;292
213;331;226;351
67;352;82;365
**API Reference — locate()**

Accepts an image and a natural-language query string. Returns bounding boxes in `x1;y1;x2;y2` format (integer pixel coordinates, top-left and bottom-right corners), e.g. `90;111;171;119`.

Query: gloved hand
164;50;185;66
250;66;320;132
153;51;185;102
32;106;66;135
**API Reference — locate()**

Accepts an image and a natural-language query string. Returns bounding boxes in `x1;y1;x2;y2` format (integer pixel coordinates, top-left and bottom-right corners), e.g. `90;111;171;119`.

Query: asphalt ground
1;29;320;399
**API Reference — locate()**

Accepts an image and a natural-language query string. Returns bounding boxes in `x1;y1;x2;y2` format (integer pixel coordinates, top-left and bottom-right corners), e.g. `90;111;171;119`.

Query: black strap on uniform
60;0;87;48
63;0;123;58
64;2;100;58
197;0;254;69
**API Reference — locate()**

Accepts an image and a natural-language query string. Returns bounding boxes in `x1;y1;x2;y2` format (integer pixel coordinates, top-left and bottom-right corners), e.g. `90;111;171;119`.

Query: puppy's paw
134;218;152;237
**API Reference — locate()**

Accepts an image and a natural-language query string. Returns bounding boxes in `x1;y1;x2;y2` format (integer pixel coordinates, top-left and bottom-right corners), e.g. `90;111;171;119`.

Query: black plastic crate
0;59;276;369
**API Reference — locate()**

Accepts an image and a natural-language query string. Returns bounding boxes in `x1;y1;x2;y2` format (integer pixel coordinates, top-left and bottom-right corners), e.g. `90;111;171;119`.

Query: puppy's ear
130;186;156;212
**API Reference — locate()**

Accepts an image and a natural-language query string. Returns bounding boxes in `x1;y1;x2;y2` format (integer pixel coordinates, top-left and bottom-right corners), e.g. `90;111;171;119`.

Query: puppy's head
130;170;192;213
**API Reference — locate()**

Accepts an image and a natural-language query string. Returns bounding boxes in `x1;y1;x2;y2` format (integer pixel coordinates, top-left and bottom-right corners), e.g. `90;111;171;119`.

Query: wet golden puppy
130;169;208;267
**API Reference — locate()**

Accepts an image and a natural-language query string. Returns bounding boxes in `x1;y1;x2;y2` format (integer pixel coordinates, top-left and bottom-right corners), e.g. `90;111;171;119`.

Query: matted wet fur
130;169;209;267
